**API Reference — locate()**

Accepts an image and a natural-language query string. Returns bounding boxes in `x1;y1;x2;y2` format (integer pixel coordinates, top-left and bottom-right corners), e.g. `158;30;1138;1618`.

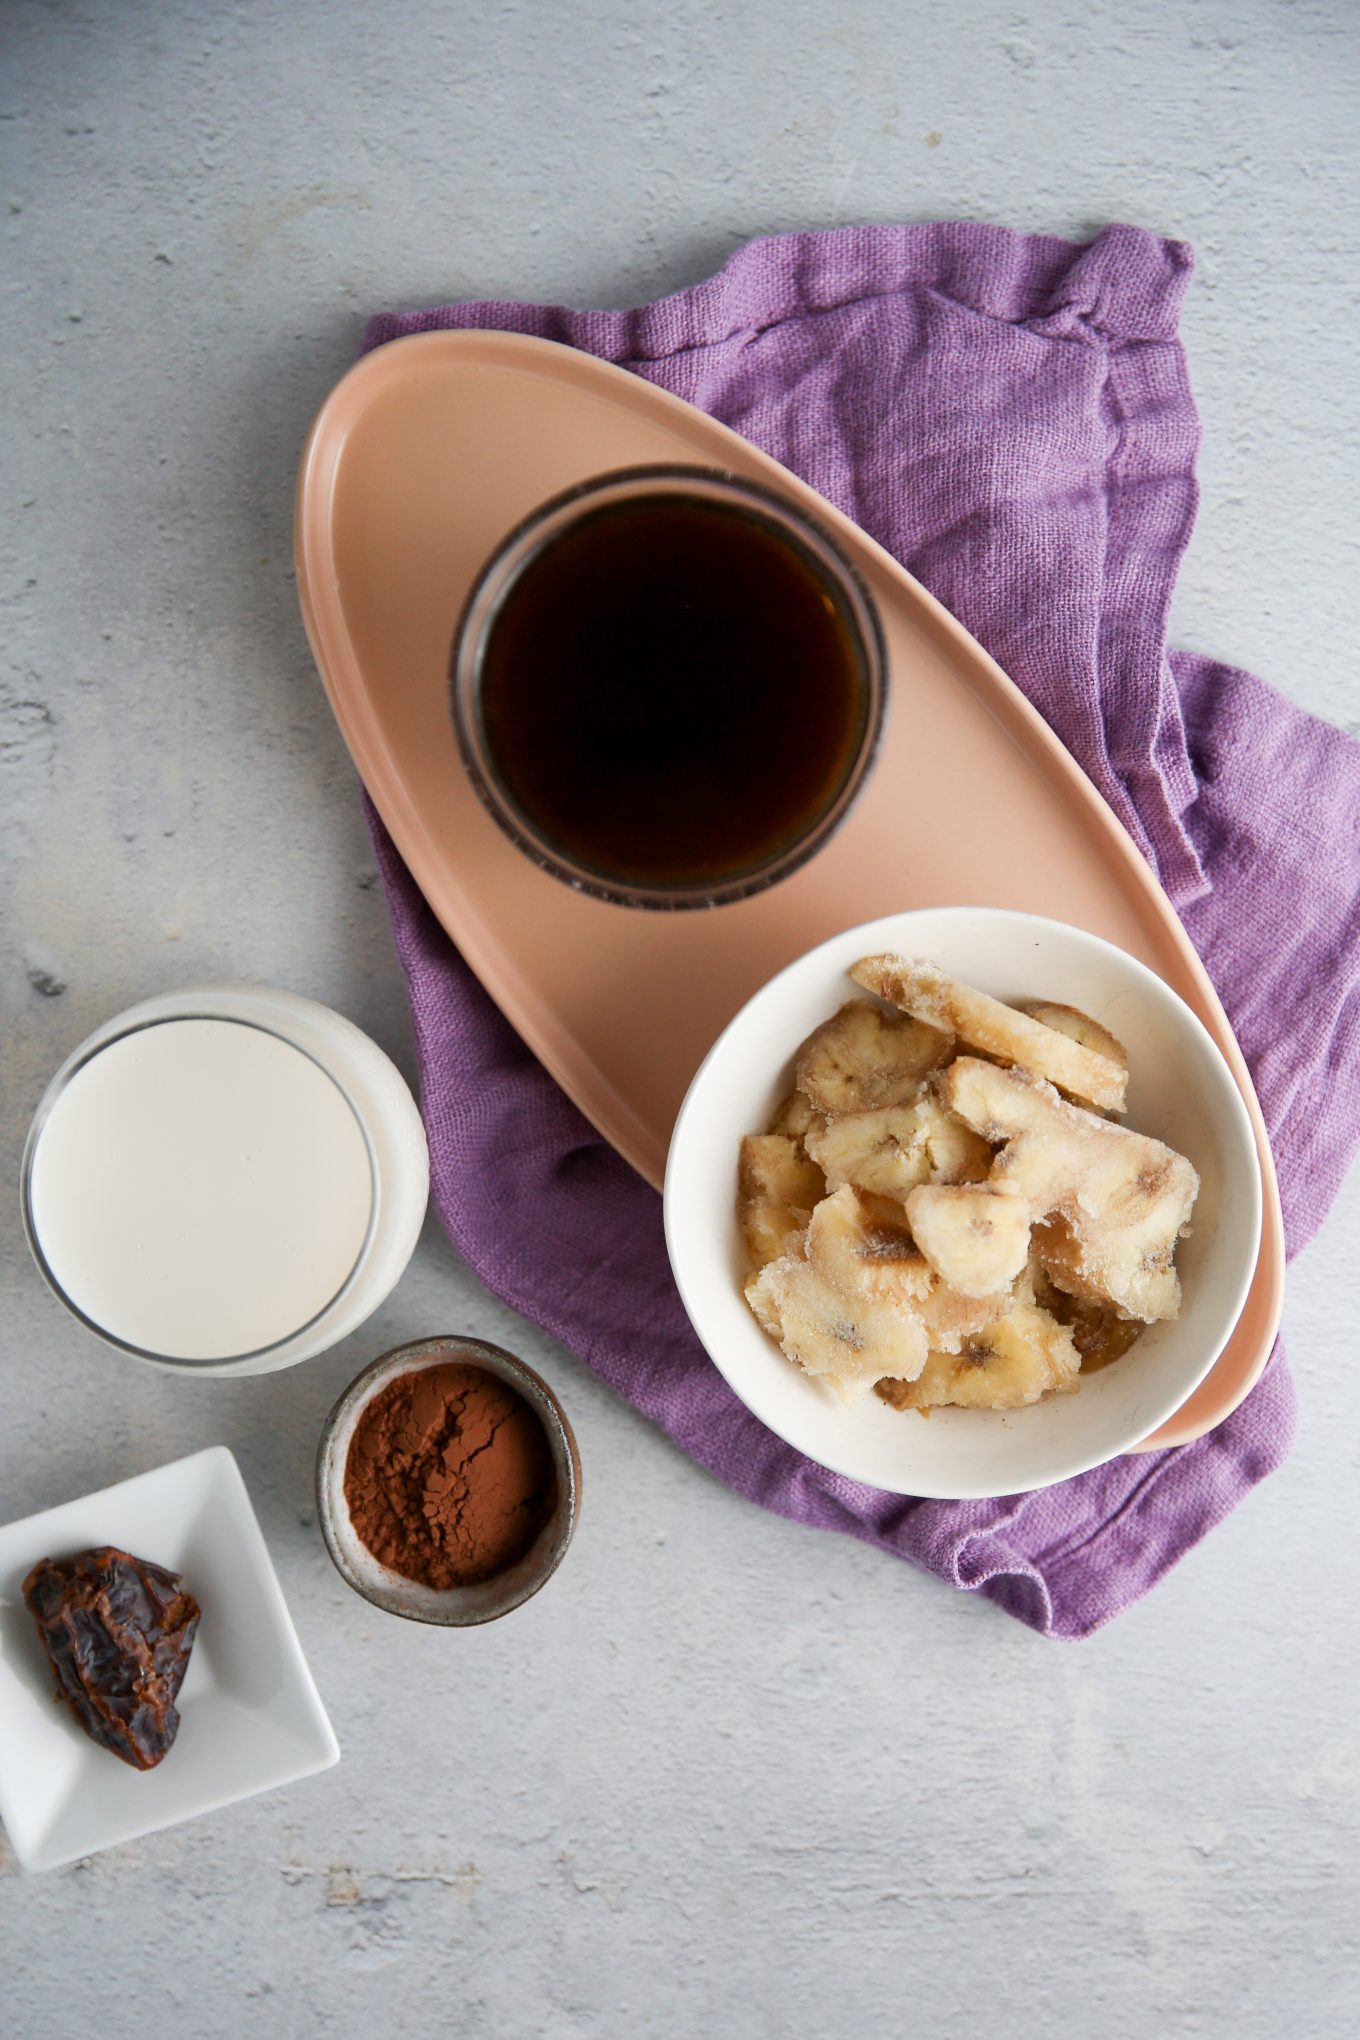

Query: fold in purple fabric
360;223;1360;1636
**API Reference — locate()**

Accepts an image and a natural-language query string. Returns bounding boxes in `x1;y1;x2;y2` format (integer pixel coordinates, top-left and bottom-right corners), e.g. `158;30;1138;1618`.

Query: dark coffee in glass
453;468;887;909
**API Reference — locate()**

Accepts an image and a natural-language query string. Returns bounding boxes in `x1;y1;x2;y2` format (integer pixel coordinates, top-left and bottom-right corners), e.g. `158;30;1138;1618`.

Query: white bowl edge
663;908;1263;1501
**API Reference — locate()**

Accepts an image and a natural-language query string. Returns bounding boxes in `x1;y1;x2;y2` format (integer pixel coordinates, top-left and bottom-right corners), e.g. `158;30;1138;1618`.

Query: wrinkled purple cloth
360;223;1360;1637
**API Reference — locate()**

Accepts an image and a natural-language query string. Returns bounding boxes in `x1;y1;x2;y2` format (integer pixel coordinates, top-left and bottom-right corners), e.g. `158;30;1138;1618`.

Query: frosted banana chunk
804;1094;991;1201
939;1056;1198;1323
1015;999;1128;1074
738;1134;825;1271
805;1185;1011;1350
852;955;1127;1114
767;1089;815;1143
904;1181;1031;1298
744;1254;928;1404
794;998;951;1113
875;1297;1081;1411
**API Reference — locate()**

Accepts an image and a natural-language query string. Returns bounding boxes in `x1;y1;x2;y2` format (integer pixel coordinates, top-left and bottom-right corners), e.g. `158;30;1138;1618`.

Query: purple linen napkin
360;223;1360;1637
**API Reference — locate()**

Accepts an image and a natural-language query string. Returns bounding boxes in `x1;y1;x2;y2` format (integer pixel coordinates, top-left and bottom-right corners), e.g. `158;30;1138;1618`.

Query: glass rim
449;463;889;910
21;1011;381;1370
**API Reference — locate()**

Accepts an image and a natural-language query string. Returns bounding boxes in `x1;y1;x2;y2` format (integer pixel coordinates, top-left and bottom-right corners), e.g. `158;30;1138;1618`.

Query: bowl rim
315;1335;582;1624
663;906;1264;1499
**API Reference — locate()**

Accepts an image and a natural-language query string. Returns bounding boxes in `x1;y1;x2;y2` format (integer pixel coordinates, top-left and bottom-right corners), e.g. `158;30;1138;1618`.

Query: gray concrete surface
3;1;1358;2034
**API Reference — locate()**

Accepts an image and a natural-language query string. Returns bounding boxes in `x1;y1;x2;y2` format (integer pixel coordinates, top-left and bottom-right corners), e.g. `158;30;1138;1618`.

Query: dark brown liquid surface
478;494;868;889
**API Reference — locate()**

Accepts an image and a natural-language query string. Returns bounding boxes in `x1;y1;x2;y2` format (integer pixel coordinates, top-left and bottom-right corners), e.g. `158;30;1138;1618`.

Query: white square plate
0;1446;339;1871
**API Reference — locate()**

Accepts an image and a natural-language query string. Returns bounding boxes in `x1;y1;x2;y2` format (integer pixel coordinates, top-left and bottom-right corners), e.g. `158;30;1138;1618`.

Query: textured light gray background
3;1;1358;2034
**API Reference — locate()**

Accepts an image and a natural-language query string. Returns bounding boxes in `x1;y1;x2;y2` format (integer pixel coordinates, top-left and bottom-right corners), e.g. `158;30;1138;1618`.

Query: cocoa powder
343;1361;558;1589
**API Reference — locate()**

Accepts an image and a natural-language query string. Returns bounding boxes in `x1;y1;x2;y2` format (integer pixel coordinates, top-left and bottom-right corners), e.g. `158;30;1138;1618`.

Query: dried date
23;1547;201;1770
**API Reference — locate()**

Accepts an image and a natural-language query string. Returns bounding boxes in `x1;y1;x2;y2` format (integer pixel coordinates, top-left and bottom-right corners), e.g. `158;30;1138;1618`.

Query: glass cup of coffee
450;465;887;909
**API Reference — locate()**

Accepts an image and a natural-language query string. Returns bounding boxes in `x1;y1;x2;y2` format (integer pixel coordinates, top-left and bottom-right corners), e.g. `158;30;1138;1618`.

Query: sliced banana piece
851;955;1128;1114
744;1255;928;1403
794;998;951;1113
767;1089;815;1142
804;1094;991;1201
805;1185;1010;1352
875;1298;1081;1411
1014;999;1128;1073
904;1181;1031;1298
805;1106;931;1200
918;1275;1017;1356
1030;1261;1145;1373
1031;1217;1170;1347
738;1134;825;1270
915;1091;995;1184
940;1057;1198;1322
804;1184;930;1308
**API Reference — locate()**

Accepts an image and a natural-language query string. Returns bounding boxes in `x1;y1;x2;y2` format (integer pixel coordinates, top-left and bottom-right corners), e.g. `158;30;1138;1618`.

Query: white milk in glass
28;1019;374;1361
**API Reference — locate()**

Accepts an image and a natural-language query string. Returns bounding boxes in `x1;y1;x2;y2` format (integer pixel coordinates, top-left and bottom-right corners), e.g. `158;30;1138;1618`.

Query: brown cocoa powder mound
343;1361;558;1589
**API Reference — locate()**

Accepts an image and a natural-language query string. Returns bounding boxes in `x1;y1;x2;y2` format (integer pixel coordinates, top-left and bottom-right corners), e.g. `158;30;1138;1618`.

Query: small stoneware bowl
315;1336;581;1624
664;907;1263;1501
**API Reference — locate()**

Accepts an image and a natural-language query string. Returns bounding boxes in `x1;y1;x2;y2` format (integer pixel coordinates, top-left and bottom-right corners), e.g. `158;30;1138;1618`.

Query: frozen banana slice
904;1181;1031;1298
1030;1260;1145;1373
875;1298;1081;1411
1014;999;1128;1074
767;1089;815;1143
940;1057;1198;1322
805;1095;991;1201
1031;1215;1176;1343
805;1105;932;1200
914;1091;995;1184
851;955;1128;1114
794;998;951;1113
738;1134;825;1270
806;1186;1011;1352
744;1255;928;1403
804;1184;931;1308
917;1273;1017;1356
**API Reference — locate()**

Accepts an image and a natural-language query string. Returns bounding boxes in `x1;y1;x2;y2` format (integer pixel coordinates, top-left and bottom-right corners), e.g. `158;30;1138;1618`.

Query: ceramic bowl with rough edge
664;908;1264;1502
315;1336;581;1624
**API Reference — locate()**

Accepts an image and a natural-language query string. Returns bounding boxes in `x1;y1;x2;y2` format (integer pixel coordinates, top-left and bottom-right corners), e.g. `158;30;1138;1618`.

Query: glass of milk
21;987;430;1375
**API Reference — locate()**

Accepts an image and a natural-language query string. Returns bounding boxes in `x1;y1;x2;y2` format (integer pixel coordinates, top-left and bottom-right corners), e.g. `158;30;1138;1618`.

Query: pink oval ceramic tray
295;330;1284;1452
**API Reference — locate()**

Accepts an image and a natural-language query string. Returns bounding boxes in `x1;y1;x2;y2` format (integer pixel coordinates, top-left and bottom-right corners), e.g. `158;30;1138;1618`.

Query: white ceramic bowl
664;909;1263;1500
